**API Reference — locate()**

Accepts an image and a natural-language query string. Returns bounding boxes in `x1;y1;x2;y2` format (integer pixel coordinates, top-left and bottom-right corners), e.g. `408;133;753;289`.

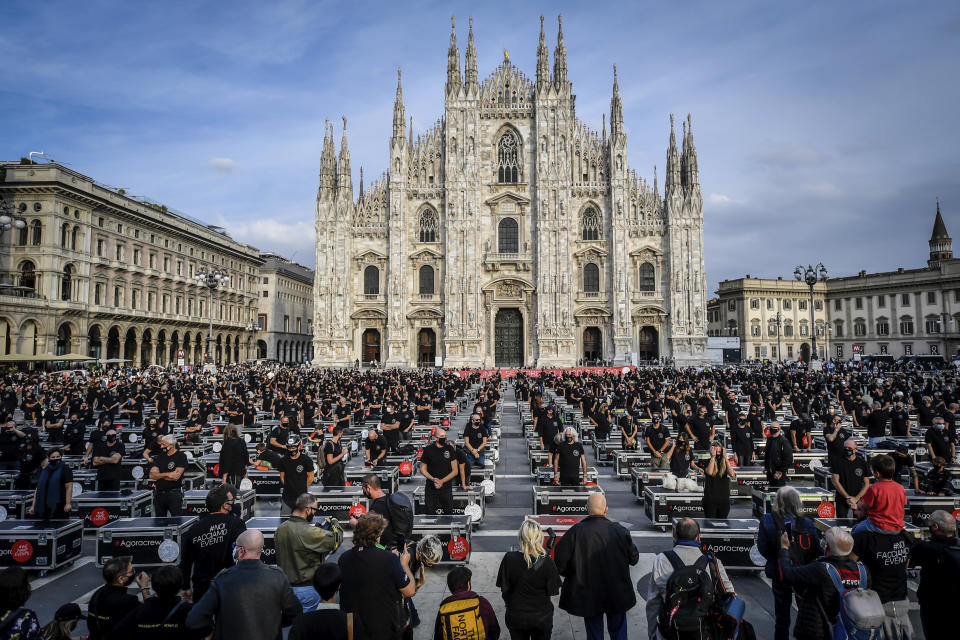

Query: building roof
931;200;950;241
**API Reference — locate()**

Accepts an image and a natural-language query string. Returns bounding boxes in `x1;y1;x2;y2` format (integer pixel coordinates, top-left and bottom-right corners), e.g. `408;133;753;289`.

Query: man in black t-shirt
380;404;401;453
852;527;916;607
397;403;415;441
537;406;562;462
553;427;587;486
823;415;851;469
866;407;888;447
269;419;293;454
831;440;872;518
280;436;315;514
644;416;671;470
63;412;88;455
925;418;955;462
364;429;389;467
91;429;125;491
149;435;188;516
685;406;713;451
419;429;458;515
889;402;910;437
354;473;397;548
463;414;489;468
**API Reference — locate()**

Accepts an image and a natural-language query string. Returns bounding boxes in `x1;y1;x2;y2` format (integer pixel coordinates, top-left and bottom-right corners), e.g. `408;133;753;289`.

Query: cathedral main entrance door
495;308;523;368
418;328;436;367
583;327;602;364
362;329;381;364
638;326;659;361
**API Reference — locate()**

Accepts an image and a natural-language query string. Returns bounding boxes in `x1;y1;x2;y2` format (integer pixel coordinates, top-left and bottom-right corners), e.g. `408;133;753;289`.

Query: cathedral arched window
418;209;438;243
418;265;434;295
638;262;655;292
498;218;519;254
497;131;521;183
583;263;600;293
581;207;601;241
363;265;380;295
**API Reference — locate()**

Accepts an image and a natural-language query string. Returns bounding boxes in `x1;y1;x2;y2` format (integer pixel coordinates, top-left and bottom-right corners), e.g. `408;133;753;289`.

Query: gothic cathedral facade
313;17;708;368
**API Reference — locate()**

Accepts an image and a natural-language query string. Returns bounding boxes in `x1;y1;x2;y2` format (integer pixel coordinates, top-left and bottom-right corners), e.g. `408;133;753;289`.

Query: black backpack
772;513;819;567
658;551;719;640
387;491;414;538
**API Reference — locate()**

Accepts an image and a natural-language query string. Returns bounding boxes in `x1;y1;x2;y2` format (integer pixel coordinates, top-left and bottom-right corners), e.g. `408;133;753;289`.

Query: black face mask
106;435;117;443
48;458;61;467
566;436;574;442
231;503;242;518
304;509;315;523
437;437;447;446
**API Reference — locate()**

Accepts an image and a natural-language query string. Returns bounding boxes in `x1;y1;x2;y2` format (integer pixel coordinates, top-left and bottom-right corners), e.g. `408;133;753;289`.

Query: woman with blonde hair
702;440;736;518
496;519;561;639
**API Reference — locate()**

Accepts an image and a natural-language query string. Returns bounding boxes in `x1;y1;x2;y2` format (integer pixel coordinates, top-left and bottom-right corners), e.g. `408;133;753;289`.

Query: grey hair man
909;510;959;639
149;434;187;516
553;426;587;486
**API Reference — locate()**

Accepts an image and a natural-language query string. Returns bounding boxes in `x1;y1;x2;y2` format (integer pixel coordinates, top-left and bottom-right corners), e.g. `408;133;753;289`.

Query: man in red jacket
434;566;500;640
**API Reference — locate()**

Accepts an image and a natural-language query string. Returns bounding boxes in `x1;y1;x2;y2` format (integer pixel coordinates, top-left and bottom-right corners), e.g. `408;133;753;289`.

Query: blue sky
2;1;958;292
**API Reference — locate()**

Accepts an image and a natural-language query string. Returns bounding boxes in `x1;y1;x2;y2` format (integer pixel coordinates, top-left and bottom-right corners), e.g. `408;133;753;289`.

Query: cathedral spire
536;14;550;90
393;67;406;140
446;16;461;95
464;16;478;89
553;14;567;91
929;199;952;267
665;114;680;191
358;166;364;199
320;118;337;195
610;64;623;138
337;115;352;199
683;113;699;188
653;165;659;199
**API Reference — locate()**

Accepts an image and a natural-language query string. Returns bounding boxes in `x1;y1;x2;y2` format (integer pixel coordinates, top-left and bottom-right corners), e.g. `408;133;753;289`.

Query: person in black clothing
149;435;188;517
619;411;639;451
354;473;397;548
16;428;45;490
268;418;293;454
0;418;23;472
280;435;315;515
63;412;88;455
703;441;736;518
866;405;888;447
645;415;672;470
110;565;199;639
925;417;955;462
685;405;714;451
288;563;350;640
218;425;251;487
851;522;916;636
419;428;458;515
537;406;562;465
463;414;489;467
553;427;587;486
729;409;754;466
335;397;353;432
380;404;401;453
87;556;151;640
253;442;285;470
496;519;562;640
91;428;125;491
180;485;247;603
364;429;389;467
889;400;910;437
28;450;73;519
320;425;348;487
909;510;959;640
764;422;793;488
589;403;612;441
921;456;954;495
823;414;851;469
831;439;872;518
788;413;814;451
42;403;65;443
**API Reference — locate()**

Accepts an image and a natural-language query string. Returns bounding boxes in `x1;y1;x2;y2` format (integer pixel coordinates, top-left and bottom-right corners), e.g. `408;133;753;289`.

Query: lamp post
794;263;827;361
194;268;229;364
245;322;261;360
769;311;782;363
0;201;27;290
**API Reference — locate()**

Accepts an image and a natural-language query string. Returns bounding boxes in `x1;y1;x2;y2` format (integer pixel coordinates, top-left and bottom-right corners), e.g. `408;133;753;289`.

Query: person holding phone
703;440;736;518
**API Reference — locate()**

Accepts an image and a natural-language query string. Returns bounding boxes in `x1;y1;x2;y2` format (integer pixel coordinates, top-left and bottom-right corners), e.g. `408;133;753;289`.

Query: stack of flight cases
183;489;257;521
675;518;761;571
532;485;604;517
96;517;198;567
72;490;153;529
0;520;83;571
410;515;473;565
731;467;768;499
243;516;340;566
751;487;836;519
643;486;704;528
413;486;486;523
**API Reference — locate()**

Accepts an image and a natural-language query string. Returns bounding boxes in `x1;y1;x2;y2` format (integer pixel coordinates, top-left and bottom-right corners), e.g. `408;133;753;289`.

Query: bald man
186;528;301;640
420;427;458;515
554;490;639;640
832;439;871;518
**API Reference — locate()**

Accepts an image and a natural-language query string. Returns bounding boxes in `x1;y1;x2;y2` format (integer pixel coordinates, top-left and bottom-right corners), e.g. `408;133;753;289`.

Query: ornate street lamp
194;268;230;364
769;311;782;363
794;263;828;361
245;322;261;360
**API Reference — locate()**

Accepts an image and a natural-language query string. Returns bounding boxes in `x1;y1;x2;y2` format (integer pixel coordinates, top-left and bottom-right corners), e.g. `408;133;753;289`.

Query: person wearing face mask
180;484;247;603
320;424;348;487
91;428;125;491
380;403;401;453
920;456;954;495
275;493;343;613
364;428;390;467
823;415;851;470
419;428;458;515
831;439;872;518
889;400;910;437
553;427;587;487
87;556;151;640
149;435;188;517
28;450;73;520
925;417;955;462
645;414;673;470
908;510;960;640
763;421;793;488
280;435;315;516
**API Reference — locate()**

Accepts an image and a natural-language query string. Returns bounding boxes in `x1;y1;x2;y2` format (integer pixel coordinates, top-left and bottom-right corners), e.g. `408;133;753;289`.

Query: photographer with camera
276;493;343;613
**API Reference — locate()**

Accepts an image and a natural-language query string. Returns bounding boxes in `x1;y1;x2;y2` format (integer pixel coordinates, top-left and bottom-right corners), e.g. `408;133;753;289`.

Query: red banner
453;366;634;379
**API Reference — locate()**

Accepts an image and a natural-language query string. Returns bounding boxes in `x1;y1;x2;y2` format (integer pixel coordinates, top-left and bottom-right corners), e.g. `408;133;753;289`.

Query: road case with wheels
382;454;419;482
0;491;35;521
307;486;372;521
72;490;153;529
413;486;485;523
96;516;198;567
524;514;586;558
345;465;400;495
614;451;652;478
182;488;256;521
903;490;959;526
679;518;761;571
731;467;767;498
813;466;835;491
531;485;604;516
630;467;671;499
0;520;83;570
246;469;282;498
535;467;599;487
643;487;704;527
751;487;836;519
409;515;473;565
789;450;829;479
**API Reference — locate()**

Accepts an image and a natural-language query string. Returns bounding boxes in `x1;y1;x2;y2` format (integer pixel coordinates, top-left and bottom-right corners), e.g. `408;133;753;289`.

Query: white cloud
216;216;315;265
208;157;238;173
707;193;743;206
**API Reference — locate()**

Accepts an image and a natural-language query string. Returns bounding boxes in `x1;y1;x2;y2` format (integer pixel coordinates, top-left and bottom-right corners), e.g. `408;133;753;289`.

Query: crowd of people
0;360;956;638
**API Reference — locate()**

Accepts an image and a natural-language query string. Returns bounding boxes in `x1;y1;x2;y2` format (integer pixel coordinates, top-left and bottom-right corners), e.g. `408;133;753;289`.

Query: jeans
650;454;670;470
772;581;794;640
466;452;485;468
851;518;900;535
868;436;884;447
292;585;322;613
584;611;626;640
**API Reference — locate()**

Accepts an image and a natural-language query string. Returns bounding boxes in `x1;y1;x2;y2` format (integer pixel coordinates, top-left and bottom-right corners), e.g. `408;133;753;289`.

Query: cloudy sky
2;1;958;292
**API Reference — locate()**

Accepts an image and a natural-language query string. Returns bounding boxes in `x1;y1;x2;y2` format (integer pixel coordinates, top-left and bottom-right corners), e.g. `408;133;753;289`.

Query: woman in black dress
590;403;612;441
218;425;251;488
668;433;697;478
729;409;754;467
703;440;736;518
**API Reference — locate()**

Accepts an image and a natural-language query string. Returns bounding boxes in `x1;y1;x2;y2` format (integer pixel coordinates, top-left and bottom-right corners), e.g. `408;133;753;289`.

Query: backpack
386;491;414;538
658;551;719;639
819;562;884;640
317;440;331;469
772;513;819;567
437;595;486;640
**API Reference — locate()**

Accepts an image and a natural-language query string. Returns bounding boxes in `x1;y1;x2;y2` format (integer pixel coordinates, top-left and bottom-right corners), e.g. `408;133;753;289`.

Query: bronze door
362;329;381;364
638;326;659;361
418;329;436;367
583;327;602;363
495;308;523;367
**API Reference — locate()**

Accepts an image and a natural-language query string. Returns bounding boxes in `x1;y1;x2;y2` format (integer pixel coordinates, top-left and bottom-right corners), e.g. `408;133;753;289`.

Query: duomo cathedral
312;16;708;368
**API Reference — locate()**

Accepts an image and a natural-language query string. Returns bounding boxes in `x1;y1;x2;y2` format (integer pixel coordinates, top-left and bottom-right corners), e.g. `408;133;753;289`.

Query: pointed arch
495;125;523;184
580;204;601;241
417;205;439;243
